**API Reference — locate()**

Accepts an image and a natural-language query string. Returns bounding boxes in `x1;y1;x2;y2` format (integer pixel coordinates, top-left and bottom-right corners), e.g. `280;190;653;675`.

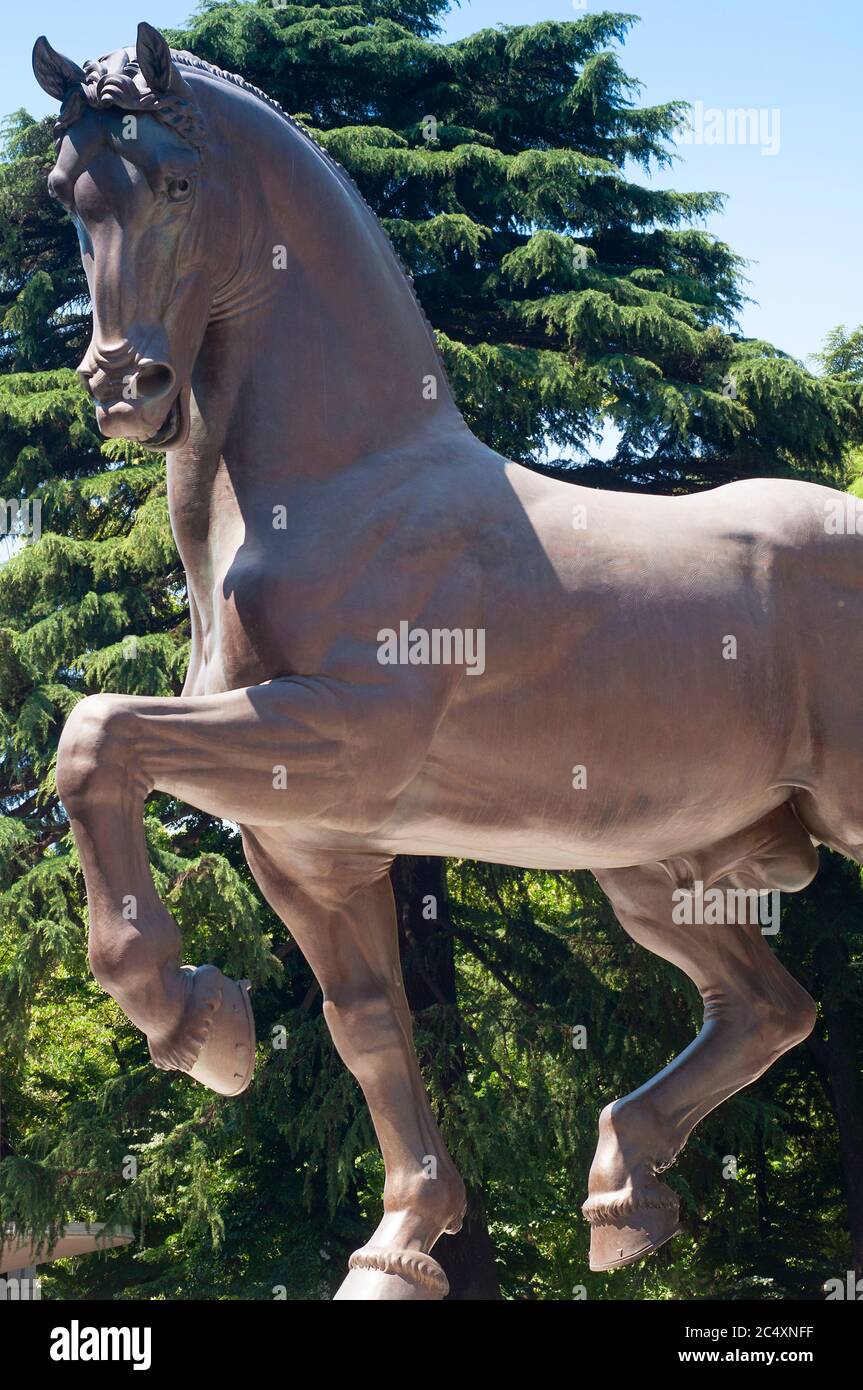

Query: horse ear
32;36;85;101
136;21;174;94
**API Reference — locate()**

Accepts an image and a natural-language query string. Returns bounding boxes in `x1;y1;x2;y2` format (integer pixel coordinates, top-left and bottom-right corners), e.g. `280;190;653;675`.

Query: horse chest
193;554;348;692
207;581;293;688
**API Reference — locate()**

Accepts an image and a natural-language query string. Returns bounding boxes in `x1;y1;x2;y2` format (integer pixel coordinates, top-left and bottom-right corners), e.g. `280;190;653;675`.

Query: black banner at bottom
2;1293;858;1376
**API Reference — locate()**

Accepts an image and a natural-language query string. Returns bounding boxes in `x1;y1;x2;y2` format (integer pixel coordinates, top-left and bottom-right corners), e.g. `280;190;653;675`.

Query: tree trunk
390;855;501;1299
807;997;863;1279
804;866;863;1281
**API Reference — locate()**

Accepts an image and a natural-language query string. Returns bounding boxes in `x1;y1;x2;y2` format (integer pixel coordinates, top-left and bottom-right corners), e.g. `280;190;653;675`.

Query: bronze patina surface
34;23;858;1298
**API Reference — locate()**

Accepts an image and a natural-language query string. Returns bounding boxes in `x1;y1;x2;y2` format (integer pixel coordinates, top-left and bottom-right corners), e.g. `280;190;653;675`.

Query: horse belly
374;600;802;869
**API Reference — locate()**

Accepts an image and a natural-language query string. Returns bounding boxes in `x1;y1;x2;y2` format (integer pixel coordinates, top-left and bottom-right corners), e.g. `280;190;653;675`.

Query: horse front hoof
150;965;255;1096
334;1248;449;1300
583;1186;680;1271
187;969;255;1096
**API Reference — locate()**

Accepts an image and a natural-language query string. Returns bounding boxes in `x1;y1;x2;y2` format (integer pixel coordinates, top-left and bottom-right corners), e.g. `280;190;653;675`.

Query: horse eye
166;176;193;203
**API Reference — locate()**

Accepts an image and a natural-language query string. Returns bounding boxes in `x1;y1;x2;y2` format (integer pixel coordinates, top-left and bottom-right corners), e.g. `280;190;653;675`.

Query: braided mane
170;49;313;147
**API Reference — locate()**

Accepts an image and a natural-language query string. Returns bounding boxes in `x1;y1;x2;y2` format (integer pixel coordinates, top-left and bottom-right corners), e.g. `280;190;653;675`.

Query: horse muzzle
78;341;190;449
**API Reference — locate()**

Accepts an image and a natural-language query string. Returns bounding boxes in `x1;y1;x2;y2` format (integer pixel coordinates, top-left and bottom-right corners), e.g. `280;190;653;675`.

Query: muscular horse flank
35;21;862;1298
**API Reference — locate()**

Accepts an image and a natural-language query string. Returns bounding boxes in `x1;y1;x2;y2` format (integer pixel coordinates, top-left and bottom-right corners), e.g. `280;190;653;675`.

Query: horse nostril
133;361;175;402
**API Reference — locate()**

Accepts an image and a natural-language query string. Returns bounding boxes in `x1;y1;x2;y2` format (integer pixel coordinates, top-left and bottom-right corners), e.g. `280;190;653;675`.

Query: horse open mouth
142;391;187;449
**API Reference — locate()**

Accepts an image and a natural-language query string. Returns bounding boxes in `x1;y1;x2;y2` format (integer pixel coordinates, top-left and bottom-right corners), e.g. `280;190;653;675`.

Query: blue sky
3;0;860;364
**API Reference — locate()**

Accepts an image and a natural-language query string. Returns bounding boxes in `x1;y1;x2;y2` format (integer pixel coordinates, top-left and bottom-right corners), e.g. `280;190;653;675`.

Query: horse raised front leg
56;693;254;1094
588;804;819;1271
55;677;363;1094
242;829;467;1301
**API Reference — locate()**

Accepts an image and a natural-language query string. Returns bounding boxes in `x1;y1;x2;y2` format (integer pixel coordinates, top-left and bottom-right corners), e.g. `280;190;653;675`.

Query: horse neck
173;72;462;511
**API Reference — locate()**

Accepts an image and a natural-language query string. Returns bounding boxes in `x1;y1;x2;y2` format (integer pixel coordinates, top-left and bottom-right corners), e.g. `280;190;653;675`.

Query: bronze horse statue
33;22;860;1299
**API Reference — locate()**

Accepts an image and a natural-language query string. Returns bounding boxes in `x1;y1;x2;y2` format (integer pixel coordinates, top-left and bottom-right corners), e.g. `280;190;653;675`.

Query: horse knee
57;694;140;811
322;980;401;1051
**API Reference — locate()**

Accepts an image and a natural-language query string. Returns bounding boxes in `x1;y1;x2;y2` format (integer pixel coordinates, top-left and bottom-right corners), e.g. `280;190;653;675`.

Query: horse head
33;22;216;450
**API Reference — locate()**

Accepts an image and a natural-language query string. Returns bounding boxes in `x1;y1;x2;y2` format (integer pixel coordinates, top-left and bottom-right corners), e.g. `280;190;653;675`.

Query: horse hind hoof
188;968;256;1096
586;1200;680;1273
580;1173;683;1273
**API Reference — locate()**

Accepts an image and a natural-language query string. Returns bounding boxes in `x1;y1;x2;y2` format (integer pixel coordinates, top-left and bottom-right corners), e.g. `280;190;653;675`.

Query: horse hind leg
586;803;819;1272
